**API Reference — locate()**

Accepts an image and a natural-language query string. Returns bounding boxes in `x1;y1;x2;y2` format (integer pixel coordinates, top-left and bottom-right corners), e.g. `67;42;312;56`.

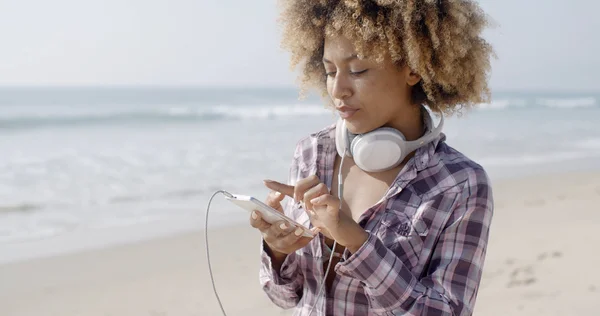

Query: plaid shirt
259;122;494;316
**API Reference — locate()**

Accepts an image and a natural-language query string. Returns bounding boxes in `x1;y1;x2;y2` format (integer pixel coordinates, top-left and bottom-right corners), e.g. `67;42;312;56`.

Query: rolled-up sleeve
259;242;304;309
336;168;494;315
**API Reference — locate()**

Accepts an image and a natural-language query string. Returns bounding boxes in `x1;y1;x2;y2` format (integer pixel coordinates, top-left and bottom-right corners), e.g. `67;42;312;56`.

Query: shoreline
1;167;598;265
0;208;251;265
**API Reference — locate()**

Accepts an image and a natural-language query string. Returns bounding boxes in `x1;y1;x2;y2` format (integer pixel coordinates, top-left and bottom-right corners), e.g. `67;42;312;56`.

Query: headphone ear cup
350;128;408;172
335;119;351;157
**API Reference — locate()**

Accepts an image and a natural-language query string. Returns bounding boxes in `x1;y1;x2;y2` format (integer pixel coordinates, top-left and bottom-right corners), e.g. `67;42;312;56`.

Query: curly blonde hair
278;0;495;115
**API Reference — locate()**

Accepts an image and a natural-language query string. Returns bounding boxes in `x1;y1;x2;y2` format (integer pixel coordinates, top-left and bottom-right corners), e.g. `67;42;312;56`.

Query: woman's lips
337;106;358;119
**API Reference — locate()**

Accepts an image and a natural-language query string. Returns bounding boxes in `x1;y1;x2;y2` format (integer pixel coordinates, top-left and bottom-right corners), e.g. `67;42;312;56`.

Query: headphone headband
403;109;444;154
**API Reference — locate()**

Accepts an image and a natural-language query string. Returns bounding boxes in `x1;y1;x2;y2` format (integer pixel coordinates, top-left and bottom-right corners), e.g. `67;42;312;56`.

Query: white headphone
335;108;444;173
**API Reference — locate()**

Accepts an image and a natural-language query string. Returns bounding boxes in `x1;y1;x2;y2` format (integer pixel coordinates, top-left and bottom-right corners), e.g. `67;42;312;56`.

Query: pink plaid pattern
259;122;494;316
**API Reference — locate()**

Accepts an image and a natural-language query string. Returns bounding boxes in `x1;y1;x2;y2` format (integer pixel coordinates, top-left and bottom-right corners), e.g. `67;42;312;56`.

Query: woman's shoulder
411;139;492;200
299;122;337;146
290;122;337;161
437;142;490;184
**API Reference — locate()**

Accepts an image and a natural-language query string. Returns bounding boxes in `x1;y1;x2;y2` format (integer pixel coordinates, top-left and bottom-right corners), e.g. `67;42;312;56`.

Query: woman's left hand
308;192;369;253
264;176;369;253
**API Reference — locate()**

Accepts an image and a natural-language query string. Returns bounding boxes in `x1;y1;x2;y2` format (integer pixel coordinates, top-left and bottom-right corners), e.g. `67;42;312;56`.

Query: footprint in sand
508;251;564;288
537;251;562;261
507;265;536;288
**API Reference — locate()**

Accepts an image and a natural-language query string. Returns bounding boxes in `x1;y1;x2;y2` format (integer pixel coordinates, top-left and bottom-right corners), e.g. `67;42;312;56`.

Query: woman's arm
259;239;304;309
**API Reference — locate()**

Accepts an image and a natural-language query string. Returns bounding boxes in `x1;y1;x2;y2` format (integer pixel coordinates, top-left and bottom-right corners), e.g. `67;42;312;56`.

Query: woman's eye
325;69;367;78
350;69;368;76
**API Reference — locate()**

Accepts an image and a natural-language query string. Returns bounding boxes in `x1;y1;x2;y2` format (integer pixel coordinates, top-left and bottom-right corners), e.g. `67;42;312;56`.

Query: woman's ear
406;70;422;87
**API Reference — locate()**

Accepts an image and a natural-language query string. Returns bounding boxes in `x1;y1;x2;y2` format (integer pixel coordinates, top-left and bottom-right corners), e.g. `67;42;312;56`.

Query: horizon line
0;84;598;95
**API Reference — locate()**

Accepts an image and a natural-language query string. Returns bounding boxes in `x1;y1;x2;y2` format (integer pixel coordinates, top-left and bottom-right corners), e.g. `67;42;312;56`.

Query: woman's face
323;34;422;135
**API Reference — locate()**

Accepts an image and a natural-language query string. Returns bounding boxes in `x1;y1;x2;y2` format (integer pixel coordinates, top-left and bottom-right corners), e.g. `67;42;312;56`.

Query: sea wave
1;96;598;129
477;97;598;110
536;97;597;108
0;104;333;129
476;99;528;109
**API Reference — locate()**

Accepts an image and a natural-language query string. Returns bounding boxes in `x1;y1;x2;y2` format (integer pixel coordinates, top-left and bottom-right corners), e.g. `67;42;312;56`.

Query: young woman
250;1;494;315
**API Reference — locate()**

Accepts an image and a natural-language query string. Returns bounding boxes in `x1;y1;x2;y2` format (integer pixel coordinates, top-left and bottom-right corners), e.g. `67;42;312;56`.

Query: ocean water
1;87;599;252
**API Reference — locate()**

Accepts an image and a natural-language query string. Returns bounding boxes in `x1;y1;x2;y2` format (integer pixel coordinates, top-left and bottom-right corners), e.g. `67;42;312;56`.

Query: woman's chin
345;121;375;135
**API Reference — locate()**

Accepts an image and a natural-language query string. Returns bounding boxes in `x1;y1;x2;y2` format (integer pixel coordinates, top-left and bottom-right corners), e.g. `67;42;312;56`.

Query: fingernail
251;211;258;220
279;223;288;230
294;228;303;236
263;179;274;183
309;210;316;216
310;197;319;204
274;192;281;198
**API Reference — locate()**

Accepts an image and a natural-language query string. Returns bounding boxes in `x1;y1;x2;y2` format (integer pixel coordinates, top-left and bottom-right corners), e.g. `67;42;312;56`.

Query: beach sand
1;171;599;315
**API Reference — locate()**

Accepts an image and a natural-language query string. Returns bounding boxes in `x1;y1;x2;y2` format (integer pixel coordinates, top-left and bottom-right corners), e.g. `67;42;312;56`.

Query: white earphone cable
205;190;232;316
307;148;346;316
206;150;347;316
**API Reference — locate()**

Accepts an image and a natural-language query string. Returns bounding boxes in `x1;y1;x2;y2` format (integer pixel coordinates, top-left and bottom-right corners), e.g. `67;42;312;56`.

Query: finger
293;175;321;203
310;227;321;235
249;211;271;231
263;179;295;198
303;183;329;212
278;226;304;246
292;228;322;247
264;220;292;240
265;190;284;212
310;194;341;212
280;226;320;246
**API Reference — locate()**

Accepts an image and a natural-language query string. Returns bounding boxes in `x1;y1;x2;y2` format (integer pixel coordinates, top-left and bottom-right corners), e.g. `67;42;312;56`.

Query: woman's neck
384;106;425;141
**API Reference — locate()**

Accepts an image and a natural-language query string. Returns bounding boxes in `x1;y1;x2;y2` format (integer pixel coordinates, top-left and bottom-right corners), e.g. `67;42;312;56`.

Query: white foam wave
199;104;331;120
476;97;599;110
0;104;333;129
477;99;527;110
536;97;597;108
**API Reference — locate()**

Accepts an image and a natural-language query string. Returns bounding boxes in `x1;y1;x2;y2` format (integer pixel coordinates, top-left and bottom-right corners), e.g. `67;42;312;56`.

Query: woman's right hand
249;190;319;258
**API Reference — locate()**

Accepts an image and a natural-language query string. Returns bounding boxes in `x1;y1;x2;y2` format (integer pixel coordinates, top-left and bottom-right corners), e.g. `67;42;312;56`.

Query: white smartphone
225;193;314;238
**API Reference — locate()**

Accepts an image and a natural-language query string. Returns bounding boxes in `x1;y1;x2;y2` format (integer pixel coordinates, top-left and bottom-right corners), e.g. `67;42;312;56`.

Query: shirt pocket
377;200;427;270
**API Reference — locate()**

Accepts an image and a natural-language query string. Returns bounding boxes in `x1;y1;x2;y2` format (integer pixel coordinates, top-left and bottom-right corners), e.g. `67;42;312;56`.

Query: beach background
2;0;600;315
1;88;600;316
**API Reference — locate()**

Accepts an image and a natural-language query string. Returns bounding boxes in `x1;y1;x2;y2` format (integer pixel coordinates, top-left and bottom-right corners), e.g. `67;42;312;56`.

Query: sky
0;0;598;92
